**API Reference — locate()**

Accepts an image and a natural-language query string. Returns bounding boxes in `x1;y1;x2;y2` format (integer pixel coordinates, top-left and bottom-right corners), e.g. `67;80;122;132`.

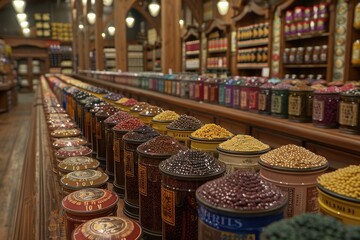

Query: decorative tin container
122;126;160;219
50;128;81;139
312;91;340;128
288;85;314;123
52;137;87;150
139;106;163;125
166;115;203;147
72;217;142;240
271;83;292;118
196;172;287;240
159;150;225;239
137;135;188;239
58;156;100;178
62;188;118;240
258;83;274;115
338;89;360;134
60;169;109;196
190;137;229;158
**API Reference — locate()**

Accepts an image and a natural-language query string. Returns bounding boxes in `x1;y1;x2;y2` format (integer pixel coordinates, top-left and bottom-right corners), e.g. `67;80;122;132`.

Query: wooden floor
0;93;34;239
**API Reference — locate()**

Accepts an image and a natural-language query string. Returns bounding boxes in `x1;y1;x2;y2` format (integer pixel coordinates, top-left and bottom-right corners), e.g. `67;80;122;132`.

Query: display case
128;44;144;72
183;27;201;73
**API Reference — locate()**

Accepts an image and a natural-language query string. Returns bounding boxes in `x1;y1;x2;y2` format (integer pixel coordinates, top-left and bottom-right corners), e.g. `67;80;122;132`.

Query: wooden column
76;0;84;71
83;1;91;70
95;0;104;70
161;0;182;73
114;0;127;71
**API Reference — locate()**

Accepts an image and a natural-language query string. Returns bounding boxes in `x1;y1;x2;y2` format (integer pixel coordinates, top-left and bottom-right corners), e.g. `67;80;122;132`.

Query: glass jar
248;86;260;112
283;48;290;64
209;79;219;104
304;7;312;21
288;88;314;123
296;47;305;64
158;76;165;93
313;46;321;63
285;10;293;23
294;6;304;22
194;77;205;101
339;90;360;134
218;79;227;106
225;78;235;107
289;48;296;64
351;40;360;65
304;46;313;64
320;45;328;63
312;92;340;128
188;78;196;100
258;83;274;115
271;83;292;118
203;78;211;103
232;79;242;109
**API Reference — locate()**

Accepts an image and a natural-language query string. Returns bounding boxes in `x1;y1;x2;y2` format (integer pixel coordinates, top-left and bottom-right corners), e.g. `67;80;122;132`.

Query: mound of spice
112;118;144;131
55;146;92;159
137;135;188;155
52;137;87;149
191;123;233;140
218;135;270;152
116;97;129;104
104;111;133;124
196;171;285;211
123;125;160;142
260;144;327;169
317;165;360;200
103;92;123;101
167;114;203;130
121;98;138;106
51;128;81;138
153;110;180;121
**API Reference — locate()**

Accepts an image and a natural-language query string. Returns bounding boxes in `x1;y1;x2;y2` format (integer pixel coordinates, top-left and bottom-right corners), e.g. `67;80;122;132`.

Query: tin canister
190;136;230;158
166;127;194;147
271;89;289;118
288;90;314;123
151;120;171;135
338;92;360;134
112;129;128;198
57;156;100;178
72;217;142;240
104;122;117;182
60;169;109;196
62;188;118;240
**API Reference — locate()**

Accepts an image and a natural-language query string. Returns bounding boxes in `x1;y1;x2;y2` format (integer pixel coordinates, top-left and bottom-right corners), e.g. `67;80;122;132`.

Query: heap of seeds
191;124;233;140
218;135;270;152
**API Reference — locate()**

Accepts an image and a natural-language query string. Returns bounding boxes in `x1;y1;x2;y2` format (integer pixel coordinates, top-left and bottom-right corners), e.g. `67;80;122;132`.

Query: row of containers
80;70;360;135
43;73;360;240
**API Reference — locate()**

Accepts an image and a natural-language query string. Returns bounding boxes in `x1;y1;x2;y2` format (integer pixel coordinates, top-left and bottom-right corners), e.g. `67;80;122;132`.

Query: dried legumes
104;111;133;124
260;144;327;169
196;171;286;211
218;135;270;152
317;165;360;200
191;124;233;140
112;118;144;131
121;98;138;106
137;135;188;155
167;114;203;130
153;110;180;121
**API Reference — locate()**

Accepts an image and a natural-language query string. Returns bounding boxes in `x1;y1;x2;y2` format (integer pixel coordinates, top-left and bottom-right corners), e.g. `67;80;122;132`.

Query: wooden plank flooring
0;93;34;240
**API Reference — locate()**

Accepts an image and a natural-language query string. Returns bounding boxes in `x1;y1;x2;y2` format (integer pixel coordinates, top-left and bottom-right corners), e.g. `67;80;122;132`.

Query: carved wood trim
204;19;229;35
182;26;199;40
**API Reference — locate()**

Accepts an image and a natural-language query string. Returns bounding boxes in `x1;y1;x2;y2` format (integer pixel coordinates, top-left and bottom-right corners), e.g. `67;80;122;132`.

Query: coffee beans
167;114;203;130
137;135;188;155
218;135;270;152
191;123;233;140
104;111;133;124
123;125;160;142
317;165;360;200
196;171;285;211
260;144;327;169
153;110;180;121
113;118;144;131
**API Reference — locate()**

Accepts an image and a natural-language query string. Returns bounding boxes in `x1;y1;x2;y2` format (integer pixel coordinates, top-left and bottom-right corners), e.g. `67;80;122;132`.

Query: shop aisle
0;93;34;239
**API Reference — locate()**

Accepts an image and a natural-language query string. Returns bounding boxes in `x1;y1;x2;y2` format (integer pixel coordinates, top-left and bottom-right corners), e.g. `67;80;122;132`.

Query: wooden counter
73;74;360;169
0;81;17;113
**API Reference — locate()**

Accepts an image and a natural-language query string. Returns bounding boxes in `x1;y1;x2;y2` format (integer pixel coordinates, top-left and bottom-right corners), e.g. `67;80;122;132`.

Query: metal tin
312;92;340;128
104;122;117;182
58;156;100;177
189;136;230;158
72;217;142;240
338;92;360;134
62;188;119;240
112;129;128;198
271;89;289;118
52;137;87;149
50;128;81;139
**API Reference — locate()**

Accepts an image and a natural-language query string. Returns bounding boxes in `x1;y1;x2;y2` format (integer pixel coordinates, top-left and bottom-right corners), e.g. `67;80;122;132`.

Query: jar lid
55;146;93;159
51;128;81;138
62;188;118;214
137;135;188;157
139;106;164;117
123;125;160;143
60;170;109;190
49;122;76;130
72;217;142;240
58;156;100;173
52;137;87;149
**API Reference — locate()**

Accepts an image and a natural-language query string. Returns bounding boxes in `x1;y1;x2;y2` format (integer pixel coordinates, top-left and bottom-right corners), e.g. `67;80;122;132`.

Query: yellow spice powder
219;135;270;152
191;124;233;140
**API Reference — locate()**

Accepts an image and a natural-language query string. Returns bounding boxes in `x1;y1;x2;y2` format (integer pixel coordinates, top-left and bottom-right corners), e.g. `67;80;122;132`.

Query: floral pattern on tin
73;188;105;201
87;217;134;236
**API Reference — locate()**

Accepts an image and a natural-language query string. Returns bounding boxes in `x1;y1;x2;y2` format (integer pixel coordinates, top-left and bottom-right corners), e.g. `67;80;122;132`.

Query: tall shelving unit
183;27;201;73
128;43;144;72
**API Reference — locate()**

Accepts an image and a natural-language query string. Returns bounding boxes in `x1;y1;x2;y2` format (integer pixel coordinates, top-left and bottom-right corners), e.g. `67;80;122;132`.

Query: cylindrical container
95;106;118;168
159;150;226;239
75;93;90;130
258;82;275;115
139;106;164;125
112;118;145;197
317;165;360;225
62;188;118;240
166;115;203;147
55;146;93;167
338;89;360;134
81;97;101;139
248;86;260;112
60;169;109;196
151;110;179;134
196;171;287;240
58;156;100;178
217;135;270;173
259;144;328;217
190;124;233;157
90;103;106;159
72;217;142;240
288;85;314;123
129;102;150;118
312;90;340;128
122;126;160;219
119;98;138;112
50;128;81;140
271;83;292;118
104;112;133;182
218;79;227;106
137;135;188;239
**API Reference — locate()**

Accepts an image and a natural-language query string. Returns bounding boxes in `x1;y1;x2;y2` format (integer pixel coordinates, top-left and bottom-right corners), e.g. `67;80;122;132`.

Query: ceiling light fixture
148;0;160;17
12;0;26;13
78;24;84;30
82;0;87;7
101;32;106;38
20;20;29;28
22;27;30;37
103;0;113;6
87;10;96;24
16;13;27;22
126;12;135;28
108;26;115;36
179;19;184;28
217;0;229;16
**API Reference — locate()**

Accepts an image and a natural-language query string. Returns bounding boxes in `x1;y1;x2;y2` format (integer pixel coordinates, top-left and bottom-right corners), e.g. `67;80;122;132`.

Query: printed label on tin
258;93;266;111
113;139;120;162
240;91;247;108
249;92;257;109
319;194;356;216
279;186;295;217
173;132;189;139
161;187;175;226
312;99;324;121
233;89;240;106
306;186;319;212
124;150;134;177
96;122;102;139
288;96;301;116
92;119;96;132
339;102;359;126
85;113;90;126
138;164;147;196
271;95;282;113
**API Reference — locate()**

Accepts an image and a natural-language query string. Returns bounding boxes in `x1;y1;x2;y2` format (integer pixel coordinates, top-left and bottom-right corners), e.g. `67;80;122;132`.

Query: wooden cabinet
183;27;201;73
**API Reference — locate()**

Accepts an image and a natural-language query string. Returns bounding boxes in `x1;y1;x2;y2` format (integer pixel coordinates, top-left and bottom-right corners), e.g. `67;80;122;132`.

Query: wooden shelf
237;39;269;48
237;63;268;69
208;49;227;53
186;50;200;56
351;63;360;68
207;67;228;70
285;32;329;41
186;67;200;70
284;64;327;68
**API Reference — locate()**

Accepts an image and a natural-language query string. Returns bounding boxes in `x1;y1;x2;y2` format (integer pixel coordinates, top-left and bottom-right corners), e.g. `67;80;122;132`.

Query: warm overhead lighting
179;19;184;28
148;0;160;17
78;24;84;30
217;0;229;16
22;27;30;37
20;20;29;28
101;32;106;38
82;0;87;7
87;10;96;24
91;0;95;5
16;13;27;22
108;26;115;36
126;12;135;28
12;0;26;13
103;0;113;6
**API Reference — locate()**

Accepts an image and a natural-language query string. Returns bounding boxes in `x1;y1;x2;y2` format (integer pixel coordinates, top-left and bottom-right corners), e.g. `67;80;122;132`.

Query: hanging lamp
87;10;96;24
148;0;160;17
108;26;115;36
126;12;135;28
12;0;26;13
217;0;229;16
